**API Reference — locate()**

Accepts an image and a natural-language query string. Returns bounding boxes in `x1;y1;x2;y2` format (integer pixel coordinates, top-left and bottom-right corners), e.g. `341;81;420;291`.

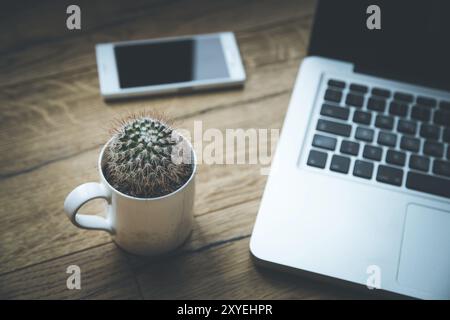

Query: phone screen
114;37;230;88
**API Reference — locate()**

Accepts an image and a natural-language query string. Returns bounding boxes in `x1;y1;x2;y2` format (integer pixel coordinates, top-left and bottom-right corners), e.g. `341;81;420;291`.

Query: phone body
95;32;246;100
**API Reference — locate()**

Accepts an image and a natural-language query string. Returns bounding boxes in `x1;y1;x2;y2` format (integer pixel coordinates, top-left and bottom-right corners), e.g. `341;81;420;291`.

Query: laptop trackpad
398;204;450;298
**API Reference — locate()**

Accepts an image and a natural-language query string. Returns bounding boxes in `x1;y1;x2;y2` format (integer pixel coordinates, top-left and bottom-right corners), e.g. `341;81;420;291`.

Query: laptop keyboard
306;78;450;199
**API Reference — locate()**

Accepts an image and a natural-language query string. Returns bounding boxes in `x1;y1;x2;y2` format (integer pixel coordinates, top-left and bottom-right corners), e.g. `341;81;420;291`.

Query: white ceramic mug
64;140;196;256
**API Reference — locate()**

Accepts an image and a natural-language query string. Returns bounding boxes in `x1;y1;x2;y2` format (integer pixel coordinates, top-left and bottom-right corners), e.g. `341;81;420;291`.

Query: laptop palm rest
398;204;450;298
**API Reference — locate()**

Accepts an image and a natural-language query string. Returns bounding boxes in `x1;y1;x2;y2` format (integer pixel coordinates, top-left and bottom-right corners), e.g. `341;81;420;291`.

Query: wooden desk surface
0;0;369;299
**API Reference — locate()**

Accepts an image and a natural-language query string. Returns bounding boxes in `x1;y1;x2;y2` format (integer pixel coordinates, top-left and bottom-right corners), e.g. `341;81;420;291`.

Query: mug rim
98;136;197;201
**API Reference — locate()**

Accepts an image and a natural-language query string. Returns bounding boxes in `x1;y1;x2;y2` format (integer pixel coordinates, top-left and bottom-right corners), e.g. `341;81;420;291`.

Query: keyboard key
394;92;413;103
312;134;337;151
433;110;450;126
400;136;420;152
406;172;450;198
386;150;406;166
409;155;430;172
377;131;397;147
340;140;360;156
397;120;417;135
353;110;372;125
330;155;350;174
389;101;408;117
363;145;382;161
324;89;342;103
416;96;437;107
377;165;403;186
371;87;390;98
317;119;352;137
419;124;440;140
423;141;444;158
328;79;345;89
440;100;450;111
345;93;364;108
375;115;394;130
349;83;368;93
320;103;349;120
355;127;374;142
411;106;431;121
307;150;327;168
433;160;450;177
367;97;386;112
443;128;450;143
353;160;374;179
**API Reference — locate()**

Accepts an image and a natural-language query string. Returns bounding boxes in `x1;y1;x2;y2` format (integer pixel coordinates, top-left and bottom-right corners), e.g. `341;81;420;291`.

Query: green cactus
103;113;193;198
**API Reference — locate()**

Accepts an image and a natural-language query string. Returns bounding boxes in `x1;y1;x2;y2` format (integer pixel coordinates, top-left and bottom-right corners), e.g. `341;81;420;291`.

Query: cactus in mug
103;112;193;198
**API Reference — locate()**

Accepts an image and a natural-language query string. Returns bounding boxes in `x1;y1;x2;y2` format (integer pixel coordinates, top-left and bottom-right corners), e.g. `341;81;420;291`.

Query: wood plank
0;0;314;85
0;0;163;53
0;91;287;274
0;196;367;300
0;17;312;177
131;199;368;299
0;243;141;299
136;238;370;299
0;60;300;178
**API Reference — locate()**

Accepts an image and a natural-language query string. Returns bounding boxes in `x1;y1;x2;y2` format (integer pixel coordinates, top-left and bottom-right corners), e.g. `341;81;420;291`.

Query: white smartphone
95;32;246;100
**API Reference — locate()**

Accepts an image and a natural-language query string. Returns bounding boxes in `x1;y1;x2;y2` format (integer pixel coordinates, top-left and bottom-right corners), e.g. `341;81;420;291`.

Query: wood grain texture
130;199;372;300
0;243;141;299
0;92;286;274
0;19;310;176
0;0;366;299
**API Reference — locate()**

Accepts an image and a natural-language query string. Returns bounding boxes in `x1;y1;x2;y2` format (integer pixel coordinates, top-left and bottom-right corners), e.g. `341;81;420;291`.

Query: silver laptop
250;0;450;299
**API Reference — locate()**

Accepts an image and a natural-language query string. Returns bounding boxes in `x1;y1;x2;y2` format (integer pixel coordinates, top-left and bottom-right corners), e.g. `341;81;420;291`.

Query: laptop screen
308;0;450;91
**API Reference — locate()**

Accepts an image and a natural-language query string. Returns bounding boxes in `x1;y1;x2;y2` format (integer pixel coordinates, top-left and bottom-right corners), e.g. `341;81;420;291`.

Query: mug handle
64;182;114;234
